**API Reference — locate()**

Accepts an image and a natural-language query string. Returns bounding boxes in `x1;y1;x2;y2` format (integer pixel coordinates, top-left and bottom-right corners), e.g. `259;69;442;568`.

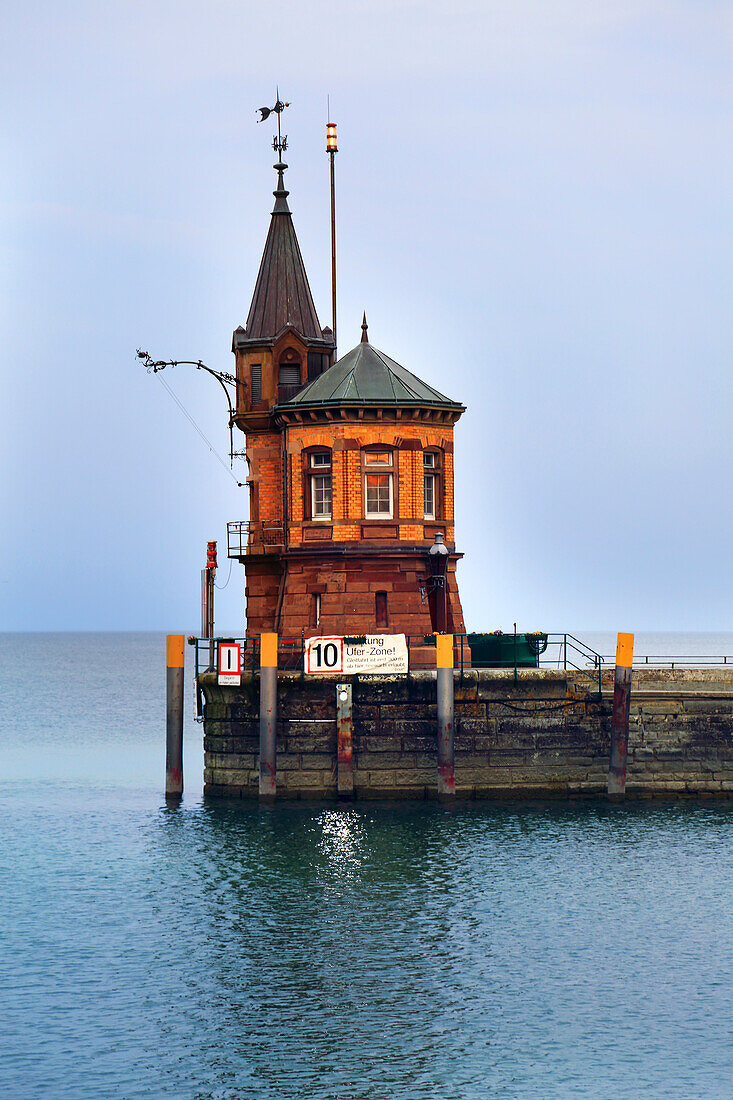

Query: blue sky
2;1;731;632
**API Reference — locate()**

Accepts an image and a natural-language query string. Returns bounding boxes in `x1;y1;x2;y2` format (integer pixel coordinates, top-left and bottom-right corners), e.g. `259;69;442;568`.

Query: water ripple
1;635;733;1098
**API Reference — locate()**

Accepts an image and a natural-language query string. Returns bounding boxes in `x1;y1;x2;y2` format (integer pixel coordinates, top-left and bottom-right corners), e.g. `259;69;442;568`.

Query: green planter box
467;633;547;669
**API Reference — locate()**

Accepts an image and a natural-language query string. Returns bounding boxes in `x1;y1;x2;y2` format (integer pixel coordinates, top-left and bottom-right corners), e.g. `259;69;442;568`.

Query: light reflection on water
317;808;366;882
1;635;733;1098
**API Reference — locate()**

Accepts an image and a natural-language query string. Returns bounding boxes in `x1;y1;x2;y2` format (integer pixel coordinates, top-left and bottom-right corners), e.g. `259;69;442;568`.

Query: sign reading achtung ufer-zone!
305;634;408;675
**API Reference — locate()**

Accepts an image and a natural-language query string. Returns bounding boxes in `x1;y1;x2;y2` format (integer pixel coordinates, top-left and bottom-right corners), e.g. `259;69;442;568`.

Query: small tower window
363;450;394;518
309;451;332;520
308;351;330;382
424;451;435;519
278;361;301;402
375;591;388;628
250;364;262;405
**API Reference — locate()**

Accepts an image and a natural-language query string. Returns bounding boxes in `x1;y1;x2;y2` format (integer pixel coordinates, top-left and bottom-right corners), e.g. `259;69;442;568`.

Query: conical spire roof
242;166;325;343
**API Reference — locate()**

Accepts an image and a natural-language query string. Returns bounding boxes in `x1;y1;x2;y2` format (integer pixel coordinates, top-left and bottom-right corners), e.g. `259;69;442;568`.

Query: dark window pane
278;364;300;384
251;364;261;404
308;351;329;381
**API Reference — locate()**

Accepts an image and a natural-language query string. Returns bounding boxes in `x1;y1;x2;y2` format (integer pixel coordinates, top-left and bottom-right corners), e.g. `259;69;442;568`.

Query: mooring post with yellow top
608;632;634;797
436;634;455;796
166;634;185;798
259;633;278;799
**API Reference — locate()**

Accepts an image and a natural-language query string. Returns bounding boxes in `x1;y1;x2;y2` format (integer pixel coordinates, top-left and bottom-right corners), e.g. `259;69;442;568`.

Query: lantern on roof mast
326;110;338;355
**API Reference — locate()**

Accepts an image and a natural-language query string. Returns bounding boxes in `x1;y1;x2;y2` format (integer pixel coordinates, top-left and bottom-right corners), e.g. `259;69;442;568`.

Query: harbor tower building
229;159;466;641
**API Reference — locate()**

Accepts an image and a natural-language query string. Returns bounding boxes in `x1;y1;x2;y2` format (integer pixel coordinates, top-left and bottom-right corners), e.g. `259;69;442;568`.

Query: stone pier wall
200;668;733;798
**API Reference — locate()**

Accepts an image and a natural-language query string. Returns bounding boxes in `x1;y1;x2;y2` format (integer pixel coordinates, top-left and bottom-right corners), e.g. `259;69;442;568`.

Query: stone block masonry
200;668;733;799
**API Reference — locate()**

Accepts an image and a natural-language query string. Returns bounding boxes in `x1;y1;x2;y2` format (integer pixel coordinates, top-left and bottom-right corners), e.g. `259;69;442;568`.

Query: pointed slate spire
242;161;324;343
361;312;369;343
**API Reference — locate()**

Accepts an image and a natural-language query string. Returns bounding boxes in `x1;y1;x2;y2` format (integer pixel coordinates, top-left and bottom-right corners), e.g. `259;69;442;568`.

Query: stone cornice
274;404;463;429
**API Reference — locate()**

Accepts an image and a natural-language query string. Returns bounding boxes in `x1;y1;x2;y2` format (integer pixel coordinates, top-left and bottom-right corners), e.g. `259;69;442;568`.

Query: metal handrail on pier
191;630;733;700
191;631;607;697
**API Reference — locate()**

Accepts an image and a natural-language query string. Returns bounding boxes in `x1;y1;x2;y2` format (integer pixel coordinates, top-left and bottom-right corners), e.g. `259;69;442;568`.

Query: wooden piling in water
259;633;278;800
608;632;634;797
165;634;185;798
436;634;455;796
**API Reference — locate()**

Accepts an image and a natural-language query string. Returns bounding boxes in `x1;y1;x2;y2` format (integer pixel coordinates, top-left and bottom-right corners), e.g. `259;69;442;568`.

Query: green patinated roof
280;340;463;409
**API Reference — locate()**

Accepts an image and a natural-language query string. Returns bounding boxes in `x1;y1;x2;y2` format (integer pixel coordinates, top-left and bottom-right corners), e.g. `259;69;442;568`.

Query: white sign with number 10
305;634;408;675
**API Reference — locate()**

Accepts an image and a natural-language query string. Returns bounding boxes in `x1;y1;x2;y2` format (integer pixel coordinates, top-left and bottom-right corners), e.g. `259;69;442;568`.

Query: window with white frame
423;451;436;519
309;451;332;520
364;449;394;518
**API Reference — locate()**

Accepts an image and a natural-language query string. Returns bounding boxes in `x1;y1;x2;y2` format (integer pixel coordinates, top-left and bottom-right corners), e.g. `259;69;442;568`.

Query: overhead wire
155;373;243;486
214;559;233;590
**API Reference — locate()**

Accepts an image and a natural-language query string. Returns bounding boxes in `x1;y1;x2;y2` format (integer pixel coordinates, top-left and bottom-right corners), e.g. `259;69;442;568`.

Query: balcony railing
227;520;285;557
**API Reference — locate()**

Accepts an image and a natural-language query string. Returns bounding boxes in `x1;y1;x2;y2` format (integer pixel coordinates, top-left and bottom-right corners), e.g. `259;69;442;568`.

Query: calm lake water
1;633;732;1099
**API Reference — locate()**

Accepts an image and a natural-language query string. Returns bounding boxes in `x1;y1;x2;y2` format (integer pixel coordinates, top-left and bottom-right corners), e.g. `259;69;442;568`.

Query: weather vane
257;87;290;158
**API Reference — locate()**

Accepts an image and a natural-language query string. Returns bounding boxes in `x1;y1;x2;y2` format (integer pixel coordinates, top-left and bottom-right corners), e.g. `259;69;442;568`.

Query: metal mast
326;103;338;357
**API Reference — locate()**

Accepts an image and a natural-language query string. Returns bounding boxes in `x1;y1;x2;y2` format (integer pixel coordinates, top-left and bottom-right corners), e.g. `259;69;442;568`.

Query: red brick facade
233;380;466;641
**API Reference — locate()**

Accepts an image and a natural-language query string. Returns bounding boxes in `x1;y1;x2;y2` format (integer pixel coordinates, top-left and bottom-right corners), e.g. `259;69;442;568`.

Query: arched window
363;448;394;518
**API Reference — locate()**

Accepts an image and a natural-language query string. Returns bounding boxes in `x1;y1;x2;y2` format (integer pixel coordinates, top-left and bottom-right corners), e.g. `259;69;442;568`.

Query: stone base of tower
244;559;283;635
271;552;465;640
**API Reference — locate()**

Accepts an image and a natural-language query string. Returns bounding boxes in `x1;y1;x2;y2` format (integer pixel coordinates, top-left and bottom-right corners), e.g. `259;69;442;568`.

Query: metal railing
601;653;733;670
192;635;306;678
403;632;604;695
542;633;604;695
193;633;733;678
227;520;285;557
191;631;606;695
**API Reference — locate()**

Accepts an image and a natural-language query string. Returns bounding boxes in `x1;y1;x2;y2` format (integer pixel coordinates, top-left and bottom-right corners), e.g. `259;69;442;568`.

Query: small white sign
305;634;408;675
218;642;241;686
